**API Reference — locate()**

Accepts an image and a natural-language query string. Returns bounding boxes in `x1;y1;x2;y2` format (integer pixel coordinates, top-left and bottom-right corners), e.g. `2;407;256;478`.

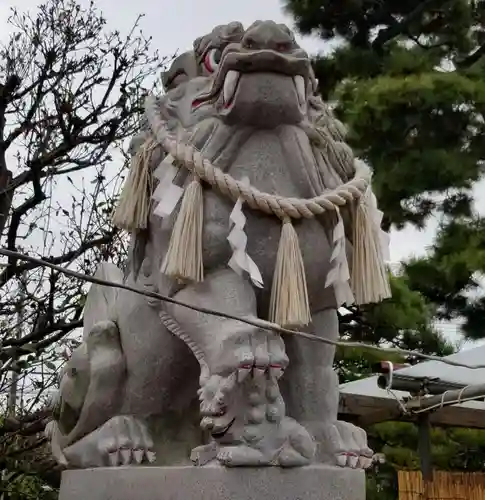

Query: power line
2;247;485;370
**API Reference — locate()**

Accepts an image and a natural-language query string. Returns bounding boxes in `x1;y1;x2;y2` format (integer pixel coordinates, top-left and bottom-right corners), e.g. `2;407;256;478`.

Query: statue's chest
200;131;333;301
221;131;319;199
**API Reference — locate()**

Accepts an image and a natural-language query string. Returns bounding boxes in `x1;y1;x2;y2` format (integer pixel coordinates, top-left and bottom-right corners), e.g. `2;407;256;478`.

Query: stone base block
59;465;365;500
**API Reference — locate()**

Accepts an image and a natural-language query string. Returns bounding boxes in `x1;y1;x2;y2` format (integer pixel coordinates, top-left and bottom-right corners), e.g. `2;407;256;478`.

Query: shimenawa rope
112;94;391;328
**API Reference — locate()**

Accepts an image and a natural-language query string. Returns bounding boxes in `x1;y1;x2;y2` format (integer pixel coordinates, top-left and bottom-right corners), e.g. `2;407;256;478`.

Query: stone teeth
223;70;240;104
294;75;306;105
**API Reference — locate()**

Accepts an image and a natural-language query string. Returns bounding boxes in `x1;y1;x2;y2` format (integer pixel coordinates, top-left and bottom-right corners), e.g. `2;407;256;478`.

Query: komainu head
161;20;328;131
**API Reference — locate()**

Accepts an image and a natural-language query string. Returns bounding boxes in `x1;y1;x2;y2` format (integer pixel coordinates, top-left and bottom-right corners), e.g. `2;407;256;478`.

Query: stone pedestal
59;465;365;500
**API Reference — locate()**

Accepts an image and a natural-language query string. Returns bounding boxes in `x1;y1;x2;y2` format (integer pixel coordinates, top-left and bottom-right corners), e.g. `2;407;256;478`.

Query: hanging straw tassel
112;138;157;232
161;176;204;282
269;218;311;329
351;189;392;305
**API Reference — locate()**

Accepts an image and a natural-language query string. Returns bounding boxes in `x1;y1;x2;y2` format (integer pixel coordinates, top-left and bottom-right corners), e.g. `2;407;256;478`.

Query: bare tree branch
372;0;452;52
0;1;172;492
0;231;117;285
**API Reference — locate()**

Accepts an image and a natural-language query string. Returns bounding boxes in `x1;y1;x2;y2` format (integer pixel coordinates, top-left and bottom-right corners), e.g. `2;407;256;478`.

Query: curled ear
162;51;199;91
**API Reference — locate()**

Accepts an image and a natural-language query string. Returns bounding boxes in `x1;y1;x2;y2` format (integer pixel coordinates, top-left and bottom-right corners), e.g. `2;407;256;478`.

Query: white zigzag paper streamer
152;154;184;219
325;209;354;306
227;178;263;288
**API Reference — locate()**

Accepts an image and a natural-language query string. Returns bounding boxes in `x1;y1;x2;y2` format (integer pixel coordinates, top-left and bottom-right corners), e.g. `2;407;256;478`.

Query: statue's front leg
61;415;156;467
166;269;315;467
282;308;373;468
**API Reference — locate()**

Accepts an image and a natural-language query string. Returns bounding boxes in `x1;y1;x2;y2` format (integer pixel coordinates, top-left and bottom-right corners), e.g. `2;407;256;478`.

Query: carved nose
242;21;294;52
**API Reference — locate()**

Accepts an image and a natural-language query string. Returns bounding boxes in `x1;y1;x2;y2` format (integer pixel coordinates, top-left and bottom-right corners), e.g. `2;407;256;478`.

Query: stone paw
198;330;288;437
278;417;316;464
277;445;313;467
334;421;373;469
216;445;269;466
215;419;315;468
190;442;218;466
99;415;156;466
63;415;156;468
306;420;373;469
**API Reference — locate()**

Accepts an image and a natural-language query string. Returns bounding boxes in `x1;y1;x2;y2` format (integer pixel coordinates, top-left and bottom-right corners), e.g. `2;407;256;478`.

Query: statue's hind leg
165;269;315;466
116;283;202;465
281;308;373;468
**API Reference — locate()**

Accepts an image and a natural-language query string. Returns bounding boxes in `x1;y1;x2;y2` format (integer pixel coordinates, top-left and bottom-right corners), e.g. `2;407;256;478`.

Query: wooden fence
399;471;485;500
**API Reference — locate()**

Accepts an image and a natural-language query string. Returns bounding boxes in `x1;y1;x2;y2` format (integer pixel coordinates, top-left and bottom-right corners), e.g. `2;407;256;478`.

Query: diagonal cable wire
1;247;485;370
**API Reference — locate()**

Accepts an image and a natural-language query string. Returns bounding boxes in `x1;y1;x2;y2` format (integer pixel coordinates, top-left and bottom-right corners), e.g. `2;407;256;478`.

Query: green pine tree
283;0;485;496
284;0;485;341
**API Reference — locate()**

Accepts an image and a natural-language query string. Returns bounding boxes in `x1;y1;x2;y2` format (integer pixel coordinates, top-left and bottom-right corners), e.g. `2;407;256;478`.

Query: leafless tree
0;0;171;494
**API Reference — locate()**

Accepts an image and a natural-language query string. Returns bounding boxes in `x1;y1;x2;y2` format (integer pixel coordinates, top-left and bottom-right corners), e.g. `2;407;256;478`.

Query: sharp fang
294;75;306;106
223;71;239;104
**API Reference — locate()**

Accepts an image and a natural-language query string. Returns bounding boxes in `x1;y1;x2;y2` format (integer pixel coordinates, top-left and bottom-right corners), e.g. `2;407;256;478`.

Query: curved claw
348;453;358;468
253;367;266;383
109;451;119;466
358;455;373;469
120;448;132;465
84;416;155;467
238;366;252;383
269;364;284;380
332;421;374;470
133;449;144;464
146;450;156;463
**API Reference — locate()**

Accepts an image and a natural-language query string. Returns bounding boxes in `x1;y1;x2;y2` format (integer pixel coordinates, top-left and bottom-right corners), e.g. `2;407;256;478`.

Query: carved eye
276;42;292;53
203;48;222;73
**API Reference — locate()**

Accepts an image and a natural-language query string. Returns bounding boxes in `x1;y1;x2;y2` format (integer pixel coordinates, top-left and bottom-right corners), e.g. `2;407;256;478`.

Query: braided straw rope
144;95;372;220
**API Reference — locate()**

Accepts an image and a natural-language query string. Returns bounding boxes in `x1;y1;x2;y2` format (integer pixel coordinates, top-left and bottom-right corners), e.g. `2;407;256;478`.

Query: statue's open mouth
211;417;236;439
192;49;311;126
219;70;307;110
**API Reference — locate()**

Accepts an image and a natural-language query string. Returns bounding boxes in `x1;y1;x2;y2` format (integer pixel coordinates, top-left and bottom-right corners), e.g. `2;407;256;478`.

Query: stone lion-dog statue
46;20;390;470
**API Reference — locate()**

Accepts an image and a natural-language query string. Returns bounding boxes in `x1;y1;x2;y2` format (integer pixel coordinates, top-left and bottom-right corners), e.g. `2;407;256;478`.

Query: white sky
1;0;483;347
